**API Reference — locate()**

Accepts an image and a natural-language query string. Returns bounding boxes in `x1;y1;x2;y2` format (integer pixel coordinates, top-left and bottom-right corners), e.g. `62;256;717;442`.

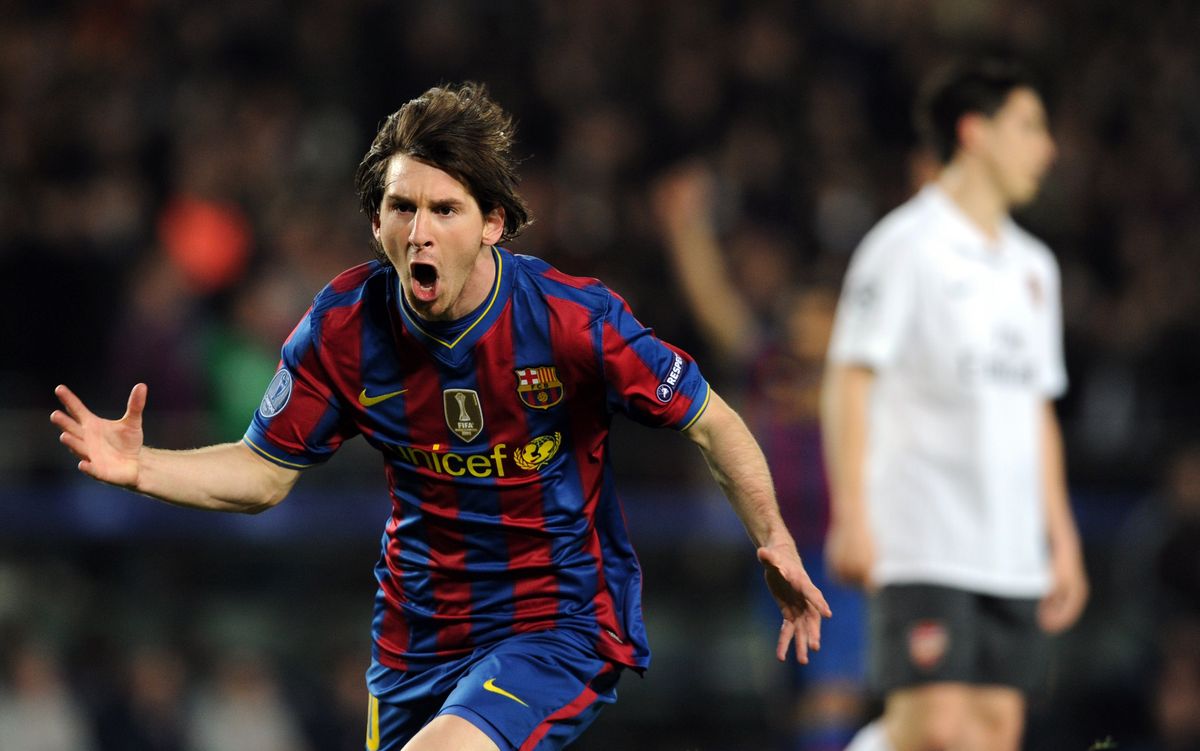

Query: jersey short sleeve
599;291;710;431
827;231;919;369
243;307;358;469
1037;252;1068;399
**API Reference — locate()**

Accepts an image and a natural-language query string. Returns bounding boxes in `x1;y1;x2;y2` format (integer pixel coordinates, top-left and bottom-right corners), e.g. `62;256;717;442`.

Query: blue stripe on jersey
596;465;649;654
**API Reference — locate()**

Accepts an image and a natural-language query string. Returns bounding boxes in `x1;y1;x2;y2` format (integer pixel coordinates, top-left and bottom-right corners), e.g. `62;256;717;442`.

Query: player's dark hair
916;59;1040;164
355;82;532;243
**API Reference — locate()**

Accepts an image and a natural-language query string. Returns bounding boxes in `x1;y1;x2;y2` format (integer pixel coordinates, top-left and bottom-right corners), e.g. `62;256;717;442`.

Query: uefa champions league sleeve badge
259;368;294;418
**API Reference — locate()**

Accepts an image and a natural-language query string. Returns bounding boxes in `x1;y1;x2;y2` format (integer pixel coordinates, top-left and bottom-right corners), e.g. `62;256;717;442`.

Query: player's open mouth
410;262;439;302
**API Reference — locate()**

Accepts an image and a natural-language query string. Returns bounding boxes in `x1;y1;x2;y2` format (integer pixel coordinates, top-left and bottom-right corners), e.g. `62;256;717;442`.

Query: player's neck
936;164;1009;243
456;246;499;319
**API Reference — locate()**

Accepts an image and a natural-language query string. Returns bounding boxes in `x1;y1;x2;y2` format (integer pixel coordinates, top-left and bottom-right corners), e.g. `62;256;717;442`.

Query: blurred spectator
302;652;373;751
0;643;96;751
105;254;207;413
94;645;188;751
1142;443;1200;751
1155;618;1200;751
186;652;310;751
201;271;312;440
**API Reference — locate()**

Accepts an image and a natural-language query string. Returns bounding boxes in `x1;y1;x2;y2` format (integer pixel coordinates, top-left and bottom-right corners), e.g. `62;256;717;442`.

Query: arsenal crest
444;388;484;442
515;366;564;410
907;619;949;672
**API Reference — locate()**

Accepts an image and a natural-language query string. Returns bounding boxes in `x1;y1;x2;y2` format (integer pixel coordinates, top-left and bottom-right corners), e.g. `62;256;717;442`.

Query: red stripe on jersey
401;340;474;653
329;262;378;294
317;300;365;409
264;336;342;456
538;266;601;291
601;319;659;405
375;484;410;670
480;307;559;633
519;663;617;750
601;319;698;428
548;296;637;666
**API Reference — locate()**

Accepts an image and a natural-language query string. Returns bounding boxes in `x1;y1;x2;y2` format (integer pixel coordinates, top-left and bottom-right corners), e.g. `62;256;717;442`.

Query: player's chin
1009;177;1043;206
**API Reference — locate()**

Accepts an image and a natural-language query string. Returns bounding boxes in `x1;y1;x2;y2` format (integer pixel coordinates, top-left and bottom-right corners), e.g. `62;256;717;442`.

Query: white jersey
828;184;1066;597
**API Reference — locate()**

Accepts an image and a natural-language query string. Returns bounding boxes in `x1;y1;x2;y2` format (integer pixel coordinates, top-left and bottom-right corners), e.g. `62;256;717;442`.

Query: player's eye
391;201;415;214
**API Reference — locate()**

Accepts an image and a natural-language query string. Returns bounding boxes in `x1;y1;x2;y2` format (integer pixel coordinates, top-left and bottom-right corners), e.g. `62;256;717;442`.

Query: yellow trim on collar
400;247;504;349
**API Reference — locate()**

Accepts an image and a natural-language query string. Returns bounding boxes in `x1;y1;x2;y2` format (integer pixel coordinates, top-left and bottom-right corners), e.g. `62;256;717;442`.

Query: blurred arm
652;164;757;362
51;383;299;513
819;363;876;587
684;390;831;662
1038;400;1089;632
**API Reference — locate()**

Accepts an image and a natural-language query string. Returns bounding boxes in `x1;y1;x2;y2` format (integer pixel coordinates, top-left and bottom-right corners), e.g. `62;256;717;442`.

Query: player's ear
957;112;989;155
371;211;382;242
482;206;505;246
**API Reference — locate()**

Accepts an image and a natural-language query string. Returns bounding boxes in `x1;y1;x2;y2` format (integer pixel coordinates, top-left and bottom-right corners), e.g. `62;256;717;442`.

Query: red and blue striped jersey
243;247;711;673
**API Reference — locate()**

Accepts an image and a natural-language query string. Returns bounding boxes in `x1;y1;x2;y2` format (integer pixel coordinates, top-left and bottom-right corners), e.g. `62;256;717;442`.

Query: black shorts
867;583;1049;695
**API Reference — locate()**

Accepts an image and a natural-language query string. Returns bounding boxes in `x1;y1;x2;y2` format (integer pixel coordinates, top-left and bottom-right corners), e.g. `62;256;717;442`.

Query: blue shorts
365;629;622;750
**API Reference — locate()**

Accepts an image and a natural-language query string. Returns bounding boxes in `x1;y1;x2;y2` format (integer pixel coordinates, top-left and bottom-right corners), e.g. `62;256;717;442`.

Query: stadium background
2;1;1198;749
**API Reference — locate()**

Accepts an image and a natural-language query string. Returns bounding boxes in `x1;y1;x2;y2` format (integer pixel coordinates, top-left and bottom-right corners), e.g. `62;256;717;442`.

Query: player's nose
1043;133;1058;167
408;208;434;248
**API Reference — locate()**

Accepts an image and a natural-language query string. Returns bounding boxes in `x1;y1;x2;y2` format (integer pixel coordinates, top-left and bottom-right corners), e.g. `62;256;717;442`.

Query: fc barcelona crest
515;365;564;410
444;388;484;442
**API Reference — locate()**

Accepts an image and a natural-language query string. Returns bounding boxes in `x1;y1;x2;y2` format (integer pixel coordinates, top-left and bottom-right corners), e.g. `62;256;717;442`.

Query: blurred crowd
3;0;1200;749
5;0;1200;477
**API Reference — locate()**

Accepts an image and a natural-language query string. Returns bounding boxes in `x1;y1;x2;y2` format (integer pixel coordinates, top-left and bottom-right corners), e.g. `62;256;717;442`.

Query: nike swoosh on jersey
483;678;529;707
358;388;408;407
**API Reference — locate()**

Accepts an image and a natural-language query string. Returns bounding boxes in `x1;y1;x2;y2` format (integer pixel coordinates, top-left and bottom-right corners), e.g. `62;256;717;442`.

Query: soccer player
822;60;1090;751
51;82;830;751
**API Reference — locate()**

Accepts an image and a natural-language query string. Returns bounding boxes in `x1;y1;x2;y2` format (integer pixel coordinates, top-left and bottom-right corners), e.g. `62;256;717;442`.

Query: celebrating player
51;82;830;751
822;60;1089;751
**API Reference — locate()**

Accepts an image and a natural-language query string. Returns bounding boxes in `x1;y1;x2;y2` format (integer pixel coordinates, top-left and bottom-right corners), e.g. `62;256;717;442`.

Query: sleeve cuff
678;382;712;431
242;434;323;470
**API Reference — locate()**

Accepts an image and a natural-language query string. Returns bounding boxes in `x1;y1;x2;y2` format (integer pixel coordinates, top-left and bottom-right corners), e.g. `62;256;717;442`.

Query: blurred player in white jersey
822;59;1089;751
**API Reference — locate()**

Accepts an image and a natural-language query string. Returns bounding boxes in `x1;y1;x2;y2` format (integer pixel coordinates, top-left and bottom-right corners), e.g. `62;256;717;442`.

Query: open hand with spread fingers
50;383;147;490
758;543;832;664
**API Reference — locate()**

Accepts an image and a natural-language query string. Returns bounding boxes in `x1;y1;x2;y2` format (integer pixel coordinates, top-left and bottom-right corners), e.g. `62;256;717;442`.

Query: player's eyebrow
382;190;465;210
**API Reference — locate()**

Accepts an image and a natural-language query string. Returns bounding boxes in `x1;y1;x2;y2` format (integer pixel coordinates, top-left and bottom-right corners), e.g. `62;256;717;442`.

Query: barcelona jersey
243;247;710;676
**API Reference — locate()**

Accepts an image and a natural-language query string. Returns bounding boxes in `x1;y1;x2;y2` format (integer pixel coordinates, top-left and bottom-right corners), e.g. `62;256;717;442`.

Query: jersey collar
922;184;1018;261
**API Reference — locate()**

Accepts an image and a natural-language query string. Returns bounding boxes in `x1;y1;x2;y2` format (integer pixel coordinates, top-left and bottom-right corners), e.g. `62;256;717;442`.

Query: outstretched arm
51;383;300;513
684;390;831;663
